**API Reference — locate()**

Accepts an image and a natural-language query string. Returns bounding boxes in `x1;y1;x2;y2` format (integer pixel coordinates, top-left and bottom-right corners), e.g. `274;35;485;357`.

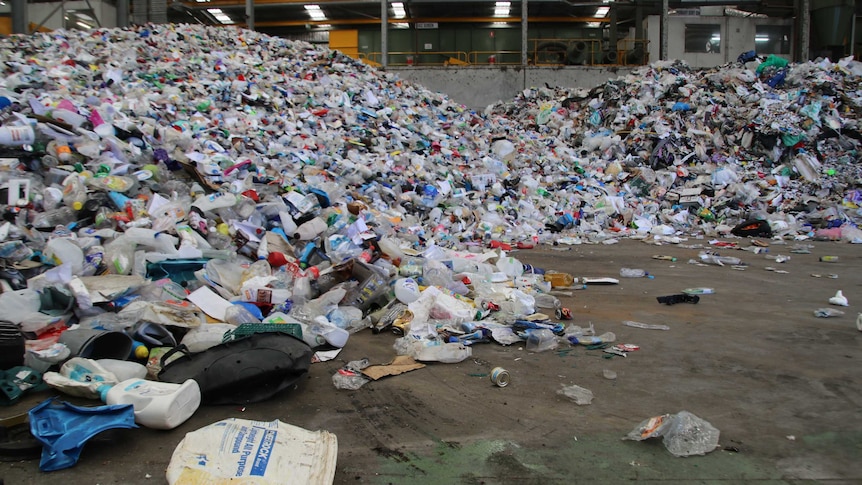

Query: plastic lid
308;265;320;279
72;201;83;211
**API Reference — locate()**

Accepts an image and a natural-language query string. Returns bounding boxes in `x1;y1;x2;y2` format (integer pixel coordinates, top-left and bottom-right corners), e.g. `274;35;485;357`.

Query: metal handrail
363;50;469;66
359;38;649;67
467;51;523;65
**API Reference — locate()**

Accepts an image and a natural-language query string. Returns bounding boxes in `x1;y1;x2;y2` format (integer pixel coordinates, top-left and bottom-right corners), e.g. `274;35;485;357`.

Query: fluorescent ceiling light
394;22;410;28
755;35;769;43
195;0;209;3
491;21;507;27
305;4;327;20
207;8;234;24
711;34;721;41
585;21;601;28
392;2;406;18
77;21;92;29
494;1;510;17
595;6;609;17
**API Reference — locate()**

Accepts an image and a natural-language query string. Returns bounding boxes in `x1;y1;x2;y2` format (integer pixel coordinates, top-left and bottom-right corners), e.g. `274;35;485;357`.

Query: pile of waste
0;24;857;473
487;56;862;240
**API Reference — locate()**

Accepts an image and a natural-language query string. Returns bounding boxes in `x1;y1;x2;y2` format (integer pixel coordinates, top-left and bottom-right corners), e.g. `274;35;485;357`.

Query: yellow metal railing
363;51;469;67
467;51;523;65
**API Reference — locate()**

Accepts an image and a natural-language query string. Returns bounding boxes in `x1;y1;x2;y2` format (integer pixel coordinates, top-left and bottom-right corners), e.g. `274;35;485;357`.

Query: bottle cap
72;201;83;211
308;265;320;279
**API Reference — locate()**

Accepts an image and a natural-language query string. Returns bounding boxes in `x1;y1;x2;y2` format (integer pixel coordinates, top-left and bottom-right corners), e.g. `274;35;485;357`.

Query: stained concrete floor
2;238;861;484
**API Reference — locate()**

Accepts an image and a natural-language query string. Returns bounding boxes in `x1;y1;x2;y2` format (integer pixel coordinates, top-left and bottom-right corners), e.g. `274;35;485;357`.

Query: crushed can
555;307;573;320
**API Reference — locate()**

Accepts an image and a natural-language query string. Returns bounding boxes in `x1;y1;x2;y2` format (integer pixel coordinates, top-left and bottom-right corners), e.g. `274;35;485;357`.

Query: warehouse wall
389;66;630;110
29;0;117;30
646;15;794;67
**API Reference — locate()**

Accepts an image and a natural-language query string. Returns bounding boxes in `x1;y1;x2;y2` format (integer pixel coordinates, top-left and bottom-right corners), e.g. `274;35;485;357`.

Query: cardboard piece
361;356;425;380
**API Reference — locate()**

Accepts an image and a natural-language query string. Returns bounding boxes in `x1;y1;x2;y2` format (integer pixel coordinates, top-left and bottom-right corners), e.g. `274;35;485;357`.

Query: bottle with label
100;378;201;430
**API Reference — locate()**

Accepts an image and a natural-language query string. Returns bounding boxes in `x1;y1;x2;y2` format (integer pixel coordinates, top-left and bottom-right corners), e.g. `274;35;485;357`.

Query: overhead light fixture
595;6;609;17
755;35;769;43
392;2;406;19
393;22;410;28
77;21;92;29
305;4;327;21
195;0;209;3
491;21;507;27
711;34;721;42
207;8;234;24
494;1;510;17
585;21;601;28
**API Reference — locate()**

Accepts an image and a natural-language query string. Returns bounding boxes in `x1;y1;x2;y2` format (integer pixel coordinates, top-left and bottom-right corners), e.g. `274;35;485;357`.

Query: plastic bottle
100;378;201;430
620;268;653;278
0;124;37;146
31;206;76;229
95;359;148;381
43;237;84;273
191;191;237;213
61;175;88;211
294;216;328;240
568;332;616;345
533;293;561;309
223;304;262;325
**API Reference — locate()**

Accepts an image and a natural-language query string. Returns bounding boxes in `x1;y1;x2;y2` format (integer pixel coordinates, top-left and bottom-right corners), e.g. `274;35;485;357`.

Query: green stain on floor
371;434;796;484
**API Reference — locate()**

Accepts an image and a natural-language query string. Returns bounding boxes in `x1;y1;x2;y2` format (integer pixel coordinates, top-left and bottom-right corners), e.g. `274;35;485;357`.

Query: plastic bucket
59;328;133;360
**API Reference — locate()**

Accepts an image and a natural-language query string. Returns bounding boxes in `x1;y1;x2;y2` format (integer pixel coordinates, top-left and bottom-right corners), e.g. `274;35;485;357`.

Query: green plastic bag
756;54;789;75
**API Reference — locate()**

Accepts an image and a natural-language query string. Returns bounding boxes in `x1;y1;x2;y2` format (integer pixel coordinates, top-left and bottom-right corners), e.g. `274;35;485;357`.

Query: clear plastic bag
624;411;720;457
332;359;371;390
557;384;593;405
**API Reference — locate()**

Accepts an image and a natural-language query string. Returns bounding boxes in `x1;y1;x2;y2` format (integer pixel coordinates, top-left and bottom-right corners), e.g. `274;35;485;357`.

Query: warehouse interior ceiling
155;0;799;37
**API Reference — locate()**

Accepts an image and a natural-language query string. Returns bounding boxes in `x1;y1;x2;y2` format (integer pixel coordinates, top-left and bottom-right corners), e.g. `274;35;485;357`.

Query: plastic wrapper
624;411;720;457
332;359;371;390
557;384;593;405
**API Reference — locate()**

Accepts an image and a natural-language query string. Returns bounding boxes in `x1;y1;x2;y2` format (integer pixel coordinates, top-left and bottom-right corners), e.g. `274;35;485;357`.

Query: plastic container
544;272;575;288
44;238;84;274
294;216;327;240
96;359;148;381
568;331;616;345
102;378;201;430
619;268;653;278
0;125;36;146
525;329;558;352
62;175;88;211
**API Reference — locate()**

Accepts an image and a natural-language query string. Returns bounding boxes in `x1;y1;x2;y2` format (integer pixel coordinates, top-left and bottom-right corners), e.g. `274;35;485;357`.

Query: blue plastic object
737;50;757;64
28;398;137;472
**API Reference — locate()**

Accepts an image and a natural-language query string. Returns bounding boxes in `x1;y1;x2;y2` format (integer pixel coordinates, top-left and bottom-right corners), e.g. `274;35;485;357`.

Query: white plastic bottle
101;378;201;430
294;216;328;240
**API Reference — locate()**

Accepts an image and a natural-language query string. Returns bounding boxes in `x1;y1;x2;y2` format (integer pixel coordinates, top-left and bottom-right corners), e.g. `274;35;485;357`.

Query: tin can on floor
489;367;510;387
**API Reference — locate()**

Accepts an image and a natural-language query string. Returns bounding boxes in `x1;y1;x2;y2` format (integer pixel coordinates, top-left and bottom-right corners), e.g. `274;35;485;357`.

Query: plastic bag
623;411;720;457
42;357;119;399
332;359;371;390
557;384;593;405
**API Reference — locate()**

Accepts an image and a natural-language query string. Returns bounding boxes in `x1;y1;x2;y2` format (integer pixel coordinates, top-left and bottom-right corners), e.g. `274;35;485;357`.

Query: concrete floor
2;238;861;484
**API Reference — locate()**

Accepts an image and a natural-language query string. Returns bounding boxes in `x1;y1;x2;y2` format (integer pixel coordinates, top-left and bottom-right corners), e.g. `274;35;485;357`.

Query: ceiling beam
241;16;610;27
